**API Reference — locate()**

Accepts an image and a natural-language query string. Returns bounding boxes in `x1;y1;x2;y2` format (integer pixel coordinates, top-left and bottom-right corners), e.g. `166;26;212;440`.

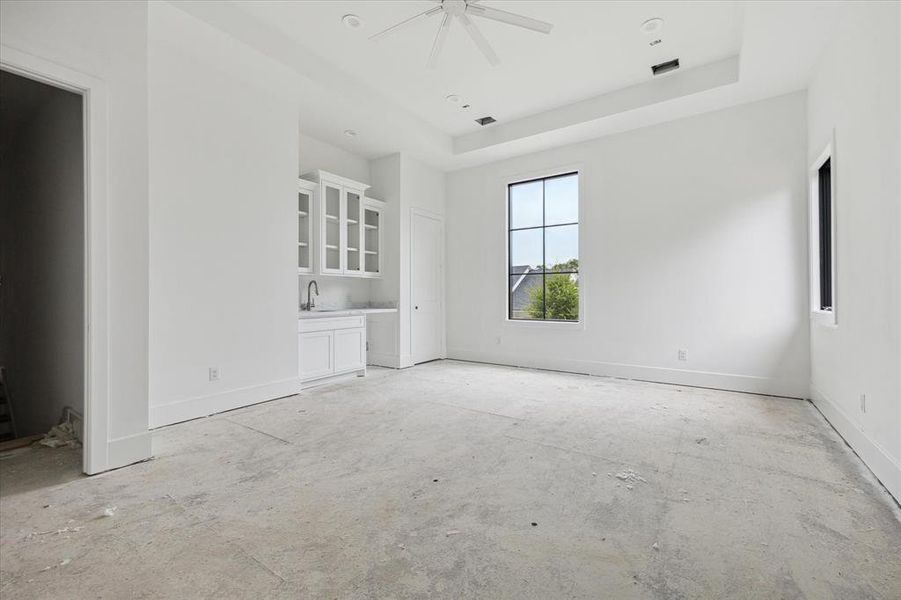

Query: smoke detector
342;14;363;30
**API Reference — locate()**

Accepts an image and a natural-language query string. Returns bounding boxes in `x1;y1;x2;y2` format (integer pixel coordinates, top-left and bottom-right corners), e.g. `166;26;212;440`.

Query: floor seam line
223;418;292;445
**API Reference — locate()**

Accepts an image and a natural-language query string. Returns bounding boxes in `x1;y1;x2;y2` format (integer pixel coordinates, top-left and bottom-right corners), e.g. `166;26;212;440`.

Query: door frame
1;45;111;474
410;207;446;364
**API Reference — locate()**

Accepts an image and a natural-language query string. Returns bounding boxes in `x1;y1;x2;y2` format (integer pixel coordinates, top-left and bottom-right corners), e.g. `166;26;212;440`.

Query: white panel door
334;328;365;372
299;331;333;380
411;211;444;364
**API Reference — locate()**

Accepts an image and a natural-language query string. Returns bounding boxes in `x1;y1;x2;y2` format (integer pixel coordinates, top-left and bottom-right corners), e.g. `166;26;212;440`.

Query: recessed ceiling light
445;94;460;104
342;14;363;29
640;18;664;35
344;129;357;138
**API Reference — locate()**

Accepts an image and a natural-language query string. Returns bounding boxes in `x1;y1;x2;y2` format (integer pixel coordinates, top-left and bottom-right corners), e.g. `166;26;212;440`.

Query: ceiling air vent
651;58;680;76
475;116;496;126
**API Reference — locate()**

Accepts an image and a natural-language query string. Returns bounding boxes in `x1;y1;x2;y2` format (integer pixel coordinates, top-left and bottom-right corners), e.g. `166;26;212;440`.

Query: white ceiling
180;1;843;171
233;1;742;137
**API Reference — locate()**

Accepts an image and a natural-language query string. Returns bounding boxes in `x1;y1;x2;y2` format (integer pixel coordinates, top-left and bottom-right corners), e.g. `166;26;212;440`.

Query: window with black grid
507;172;579;322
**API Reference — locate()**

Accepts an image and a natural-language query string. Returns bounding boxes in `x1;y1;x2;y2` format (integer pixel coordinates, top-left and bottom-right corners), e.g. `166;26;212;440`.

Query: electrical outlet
678;349;687;361
208;367;220;382
859;394;866;413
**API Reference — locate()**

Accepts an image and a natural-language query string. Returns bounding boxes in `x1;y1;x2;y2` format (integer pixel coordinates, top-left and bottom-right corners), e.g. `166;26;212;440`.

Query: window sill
810;310;837;328
504;318;585;331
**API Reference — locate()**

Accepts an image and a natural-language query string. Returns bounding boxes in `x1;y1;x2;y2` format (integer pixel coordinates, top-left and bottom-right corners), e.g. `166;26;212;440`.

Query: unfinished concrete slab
1;360;899;598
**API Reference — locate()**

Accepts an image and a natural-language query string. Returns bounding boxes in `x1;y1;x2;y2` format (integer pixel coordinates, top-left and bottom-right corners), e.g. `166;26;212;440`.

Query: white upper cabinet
300;170;384;278
363;198;384;276
297;179;316;274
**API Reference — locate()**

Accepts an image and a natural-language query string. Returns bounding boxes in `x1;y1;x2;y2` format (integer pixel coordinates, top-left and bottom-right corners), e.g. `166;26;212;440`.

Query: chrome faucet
302;280;319;311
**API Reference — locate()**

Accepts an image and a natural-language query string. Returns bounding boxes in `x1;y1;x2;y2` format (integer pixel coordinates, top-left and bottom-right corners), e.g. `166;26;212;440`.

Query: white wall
399;155;446;364
0;0;151;468
367;153;446;367
298;133;372;309
0;74;84;437
807;2;901;501
299;132;369;184
446;93;810;398
148;1;300;426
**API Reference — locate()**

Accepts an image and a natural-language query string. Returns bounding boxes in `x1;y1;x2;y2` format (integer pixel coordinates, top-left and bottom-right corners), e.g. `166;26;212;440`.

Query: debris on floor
696;437;710;445
39;558;72;572
101;506;117;518
26;526;82;539
34;422;81;449
652;542;659;551
614;469;648;486
446;530;460;537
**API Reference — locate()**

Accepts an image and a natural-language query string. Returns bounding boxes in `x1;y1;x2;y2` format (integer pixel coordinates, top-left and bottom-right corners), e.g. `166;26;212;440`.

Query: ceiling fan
370;0;554;68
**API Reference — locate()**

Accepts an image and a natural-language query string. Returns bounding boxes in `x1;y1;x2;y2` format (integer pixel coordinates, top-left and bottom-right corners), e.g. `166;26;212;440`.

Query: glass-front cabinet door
297;181;314;273
321;181;343;274
344;189;363;275
363;204;381;276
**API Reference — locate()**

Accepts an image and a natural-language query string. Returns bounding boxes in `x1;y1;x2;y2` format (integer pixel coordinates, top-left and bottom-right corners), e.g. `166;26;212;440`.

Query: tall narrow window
508;172;579;321
817;158;832;311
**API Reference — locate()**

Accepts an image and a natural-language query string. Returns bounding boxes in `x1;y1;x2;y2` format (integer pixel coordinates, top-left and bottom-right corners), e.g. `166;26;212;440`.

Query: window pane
545;225;578;272
510;228;543;272
545;174;578;226
544;272;579;321
510;180;543;229
509;274;544;320
818;158;832;310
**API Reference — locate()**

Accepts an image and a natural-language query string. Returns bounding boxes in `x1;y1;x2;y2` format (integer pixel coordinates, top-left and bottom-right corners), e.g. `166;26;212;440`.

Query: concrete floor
1;360;899;599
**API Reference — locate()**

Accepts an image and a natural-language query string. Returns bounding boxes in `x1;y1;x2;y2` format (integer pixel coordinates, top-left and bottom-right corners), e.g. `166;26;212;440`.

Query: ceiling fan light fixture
370;0;553;68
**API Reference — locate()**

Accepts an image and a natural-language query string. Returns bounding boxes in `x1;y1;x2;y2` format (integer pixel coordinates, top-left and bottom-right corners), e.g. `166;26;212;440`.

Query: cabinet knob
415;306;419;310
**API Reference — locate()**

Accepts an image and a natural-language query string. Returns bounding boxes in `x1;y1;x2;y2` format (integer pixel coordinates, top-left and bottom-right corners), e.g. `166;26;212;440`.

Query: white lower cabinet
299;331;333;380
299;316;366;384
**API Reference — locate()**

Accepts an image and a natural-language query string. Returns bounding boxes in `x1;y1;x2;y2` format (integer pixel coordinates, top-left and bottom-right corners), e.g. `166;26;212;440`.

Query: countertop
298;307;398;319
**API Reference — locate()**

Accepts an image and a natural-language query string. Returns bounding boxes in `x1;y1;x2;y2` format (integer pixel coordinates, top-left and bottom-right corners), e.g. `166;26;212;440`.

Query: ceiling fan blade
458;13;499;66
369;6;443;41
465;4;553;34
426;13;452;69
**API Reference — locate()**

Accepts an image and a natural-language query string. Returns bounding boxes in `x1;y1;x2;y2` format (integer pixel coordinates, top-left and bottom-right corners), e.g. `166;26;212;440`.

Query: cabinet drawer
298;315;365;333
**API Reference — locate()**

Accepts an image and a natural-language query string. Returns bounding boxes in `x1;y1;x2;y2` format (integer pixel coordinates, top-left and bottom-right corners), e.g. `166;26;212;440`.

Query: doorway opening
0;69;85;468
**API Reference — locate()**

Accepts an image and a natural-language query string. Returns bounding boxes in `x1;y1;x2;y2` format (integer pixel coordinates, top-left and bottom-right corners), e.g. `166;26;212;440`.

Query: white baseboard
446;348;808;399
150;377;301;428
104;431;152;472
810;384;901;503
299;369;366;390
368;352;401;368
